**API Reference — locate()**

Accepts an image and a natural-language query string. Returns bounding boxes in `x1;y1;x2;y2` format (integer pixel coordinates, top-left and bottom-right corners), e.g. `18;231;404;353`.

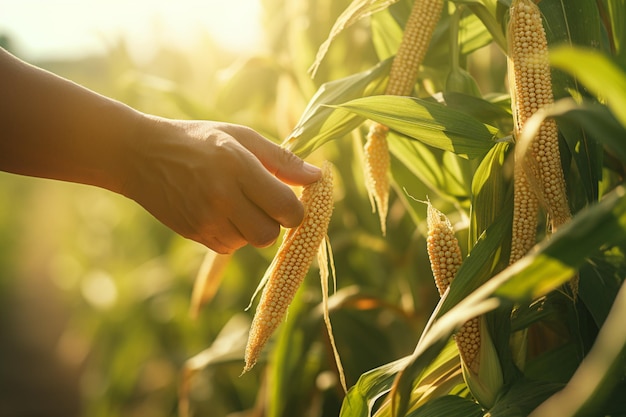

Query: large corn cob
507;0;572;265
244;161;334;373
363;0;443;235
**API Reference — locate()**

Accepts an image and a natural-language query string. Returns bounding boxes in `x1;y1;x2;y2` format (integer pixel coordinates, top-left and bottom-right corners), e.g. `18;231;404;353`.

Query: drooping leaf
339;356;412;417
309;0;400;77
495;186;626;302
373;341;464;417
336;95;498;158
528;282;626;417
283;60;391;157
550;46;626;128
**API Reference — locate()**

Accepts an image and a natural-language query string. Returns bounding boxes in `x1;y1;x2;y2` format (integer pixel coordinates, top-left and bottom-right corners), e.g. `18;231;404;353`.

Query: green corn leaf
495;186;626;302
388;185;626;416
309;0;400;78
373;341;464;417
389;131;471;207
452;0;507;52
578;258;625;328
405;395;483;417
469;141;511;245
550;46;626;129
283;59;391;157
605;0;626;68
442;92;512;133
488;378;563;417
390;294;501;417
528;282;626;417
339;356;412;417
440;205;512;317
336;95;498;158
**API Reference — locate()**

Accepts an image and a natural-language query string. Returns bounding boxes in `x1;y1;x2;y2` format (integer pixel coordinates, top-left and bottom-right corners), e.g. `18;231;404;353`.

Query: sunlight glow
0;0;263;60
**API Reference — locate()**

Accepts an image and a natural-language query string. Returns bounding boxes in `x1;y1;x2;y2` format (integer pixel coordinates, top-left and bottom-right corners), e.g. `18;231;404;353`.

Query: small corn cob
426;202;502;406
425;203;479;371
426;203;463;297
364;123;390;235
508;0;571;250
244;161;334;373
363;0;443;235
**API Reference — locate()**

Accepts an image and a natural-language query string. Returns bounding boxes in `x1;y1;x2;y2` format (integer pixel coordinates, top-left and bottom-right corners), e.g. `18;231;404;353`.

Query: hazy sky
0;0;263;61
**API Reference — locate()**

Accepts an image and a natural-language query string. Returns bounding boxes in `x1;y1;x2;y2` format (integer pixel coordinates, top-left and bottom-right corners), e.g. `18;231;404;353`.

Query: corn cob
426;203;463;298
385;0;444;97
426;202;502;406
363;0;443;235
364;123;391;235
244;161;334;373
507;0;571;264
425;202;479;371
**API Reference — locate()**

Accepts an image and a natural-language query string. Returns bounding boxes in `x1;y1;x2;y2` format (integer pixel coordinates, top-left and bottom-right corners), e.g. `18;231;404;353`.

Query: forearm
0;47;142;193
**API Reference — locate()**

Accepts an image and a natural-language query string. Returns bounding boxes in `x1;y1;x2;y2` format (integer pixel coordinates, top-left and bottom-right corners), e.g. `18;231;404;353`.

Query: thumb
232;125;322;186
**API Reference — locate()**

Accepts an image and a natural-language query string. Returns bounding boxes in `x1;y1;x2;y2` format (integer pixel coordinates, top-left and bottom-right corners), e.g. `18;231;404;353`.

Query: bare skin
0;47;321;253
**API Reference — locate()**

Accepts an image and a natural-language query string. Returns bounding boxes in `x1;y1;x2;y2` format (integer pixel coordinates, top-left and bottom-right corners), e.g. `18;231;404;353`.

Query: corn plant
235;0;626;416
178;0;626;416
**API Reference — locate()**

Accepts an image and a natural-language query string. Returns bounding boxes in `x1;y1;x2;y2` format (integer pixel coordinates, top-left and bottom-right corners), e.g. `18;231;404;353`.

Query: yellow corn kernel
426;202;463;297
363;0;443;235
508;0;571;241
244;161;334;373
364;122;390;236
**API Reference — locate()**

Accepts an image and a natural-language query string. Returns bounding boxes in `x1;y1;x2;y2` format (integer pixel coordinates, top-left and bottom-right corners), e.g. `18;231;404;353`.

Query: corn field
1;0;626;416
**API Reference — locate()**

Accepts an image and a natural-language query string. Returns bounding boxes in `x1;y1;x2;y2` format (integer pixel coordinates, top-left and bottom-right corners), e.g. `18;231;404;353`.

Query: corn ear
461;316;504;409
364;123;390;236
385;0;444;97
244;161;334;373
425;202;503;407
508;0;572;238
363;0;443;235
507;0;576;295
426;202;462;297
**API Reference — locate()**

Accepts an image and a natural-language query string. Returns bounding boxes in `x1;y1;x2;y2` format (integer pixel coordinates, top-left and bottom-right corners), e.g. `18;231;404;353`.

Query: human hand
121;117;322;253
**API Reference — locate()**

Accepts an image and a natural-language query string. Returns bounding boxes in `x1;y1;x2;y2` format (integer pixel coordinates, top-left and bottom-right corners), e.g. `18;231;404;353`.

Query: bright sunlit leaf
283;60;391;157
336;95;498;158
309;0;400;77
550;46;626;128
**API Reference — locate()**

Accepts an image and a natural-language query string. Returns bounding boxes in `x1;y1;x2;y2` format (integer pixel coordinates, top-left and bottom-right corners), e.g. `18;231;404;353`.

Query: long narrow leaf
528;281;626;417
550;46;626;128
336;95;498;158
495;186;626;301
283;60;391;157
309;0;400;77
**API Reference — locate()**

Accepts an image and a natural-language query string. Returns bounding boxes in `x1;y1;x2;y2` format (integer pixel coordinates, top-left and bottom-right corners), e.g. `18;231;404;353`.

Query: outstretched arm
0;48;321;253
